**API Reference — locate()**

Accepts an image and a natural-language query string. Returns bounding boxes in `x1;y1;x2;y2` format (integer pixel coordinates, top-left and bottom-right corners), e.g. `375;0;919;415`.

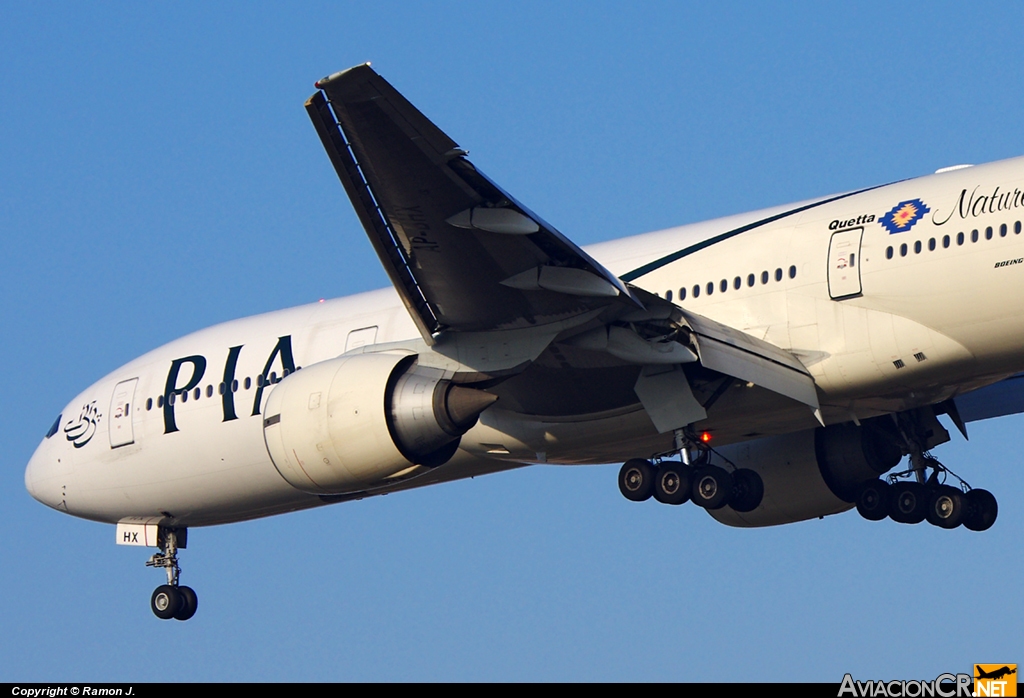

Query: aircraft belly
462;389;823;465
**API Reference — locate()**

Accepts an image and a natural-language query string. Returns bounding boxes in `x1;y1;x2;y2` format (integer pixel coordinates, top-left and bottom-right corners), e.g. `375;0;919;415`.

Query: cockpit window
46;414;62;438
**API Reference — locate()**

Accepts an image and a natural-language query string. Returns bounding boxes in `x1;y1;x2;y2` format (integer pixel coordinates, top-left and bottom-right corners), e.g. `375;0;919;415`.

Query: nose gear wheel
145;527;199;621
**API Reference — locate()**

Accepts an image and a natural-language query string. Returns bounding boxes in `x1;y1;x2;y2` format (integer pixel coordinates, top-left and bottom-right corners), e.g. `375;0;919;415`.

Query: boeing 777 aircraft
25;64;1019;620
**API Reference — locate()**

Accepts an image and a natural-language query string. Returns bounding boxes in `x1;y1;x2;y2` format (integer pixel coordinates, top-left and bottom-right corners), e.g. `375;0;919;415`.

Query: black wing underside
307;64;634;343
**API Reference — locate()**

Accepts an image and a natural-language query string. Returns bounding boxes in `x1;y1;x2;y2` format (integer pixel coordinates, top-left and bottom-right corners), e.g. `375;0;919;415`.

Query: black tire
690;465;733;510
151;585;182;620
729;469;764;513
174;585;198;621
963;488;998;531
855;479;891;521
889;481;928;524
618;459;656;502
653;461;692;505
925;485;965;529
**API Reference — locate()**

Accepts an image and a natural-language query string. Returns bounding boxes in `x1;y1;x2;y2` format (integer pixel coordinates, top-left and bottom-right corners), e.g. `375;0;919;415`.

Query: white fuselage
26;156;1024;527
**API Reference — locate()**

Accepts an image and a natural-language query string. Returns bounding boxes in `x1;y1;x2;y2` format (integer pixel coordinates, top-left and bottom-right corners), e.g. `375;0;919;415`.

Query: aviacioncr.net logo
838;673;973;697
974;665;1017;697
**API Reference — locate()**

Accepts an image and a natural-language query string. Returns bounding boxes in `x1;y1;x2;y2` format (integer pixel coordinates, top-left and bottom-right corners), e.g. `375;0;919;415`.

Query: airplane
975;666;1017;681
24;63;1019;621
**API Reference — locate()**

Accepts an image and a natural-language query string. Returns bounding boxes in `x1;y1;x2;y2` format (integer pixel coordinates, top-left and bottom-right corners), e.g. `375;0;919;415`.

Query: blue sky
2;2;1021;681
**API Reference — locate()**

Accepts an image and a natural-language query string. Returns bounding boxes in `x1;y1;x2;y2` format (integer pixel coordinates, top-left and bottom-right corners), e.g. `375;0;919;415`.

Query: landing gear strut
146;528;198;621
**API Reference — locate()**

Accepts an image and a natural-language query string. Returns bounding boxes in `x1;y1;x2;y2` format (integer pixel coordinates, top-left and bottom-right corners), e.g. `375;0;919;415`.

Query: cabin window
957;232;964;245
914;240;922;254
747;273;755;287
1000;223;1007;237
1016;221;1022;234
706;282;714;296
761;271;769;284
928;238;936;251
157;395;164;408
720;279;728;293
146;398;153;411
985;226;993;240
232;379;239;392
679;287;686;301
244;377;252;390
193;387;201;400
169;393;177;406
900;243;907;257
971;229;979;243
734;276;742;289
886;246;893;259
665;289;673;302
692;285;700;298
942;235;950;248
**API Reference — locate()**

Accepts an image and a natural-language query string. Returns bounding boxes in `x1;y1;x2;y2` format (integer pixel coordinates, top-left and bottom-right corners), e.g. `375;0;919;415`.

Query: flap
680;309;820;410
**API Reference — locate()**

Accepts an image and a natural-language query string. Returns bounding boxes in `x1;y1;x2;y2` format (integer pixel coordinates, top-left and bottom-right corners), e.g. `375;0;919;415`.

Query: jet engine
708;421;902;527
262;352;497;494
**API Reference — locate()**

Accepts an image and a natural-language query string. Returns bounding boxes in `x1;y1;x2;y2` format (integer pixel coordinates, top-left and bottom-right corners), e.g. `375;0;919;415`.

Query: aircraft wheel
618;459;656;502
889;481;928;524
729;468;764;513
855;479;891;521
151;585;182;620
691;465;733;510
926;485;965;529
174;585;199;621
653;462;691;505
963;489;998;531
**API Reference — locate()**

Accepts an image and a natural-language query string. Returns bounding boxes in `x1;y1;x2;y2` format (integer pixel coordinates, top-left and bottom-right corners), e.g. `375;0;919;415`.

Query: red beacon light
700;432;712;443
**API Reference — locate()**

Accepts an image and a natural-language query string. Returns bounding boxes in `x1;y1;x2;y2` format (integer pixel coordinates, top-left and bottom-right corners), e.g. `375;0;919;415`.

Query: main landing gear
146;528;198;621
853;409;999;531
618;433;764;513
854;454;997;531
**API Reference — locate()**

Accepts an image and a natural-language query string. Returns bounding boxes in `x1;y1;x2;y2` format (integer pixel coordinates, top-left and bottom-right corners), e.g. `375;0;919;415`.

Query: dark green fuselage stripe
620;183;890;282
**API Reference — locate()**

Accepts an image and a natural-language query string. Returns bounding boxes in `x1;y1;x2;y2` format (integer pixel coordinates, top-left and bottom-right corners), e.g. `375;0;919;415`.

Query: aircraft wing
307;64;636;344
308;64;821;433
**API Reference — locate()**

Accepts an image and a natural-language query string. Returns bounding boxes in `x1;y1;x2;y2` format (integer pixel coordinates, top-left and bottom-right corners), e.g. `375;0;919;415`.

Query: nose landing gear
146;528;198;621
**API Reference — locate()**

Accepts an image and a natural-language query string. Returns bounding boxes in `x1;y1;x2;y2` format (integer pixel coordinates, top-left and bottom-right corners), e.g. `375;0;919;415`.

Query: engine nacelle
262;353;497;494
708;421;902;528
